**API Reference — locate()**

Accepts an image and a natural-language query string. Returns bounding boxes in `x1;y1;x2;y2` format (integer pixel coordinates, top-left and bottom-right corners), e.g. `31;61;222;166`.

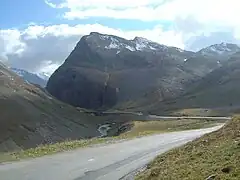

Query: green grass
136;117;240;180
121;119;221;137
0;119;222;163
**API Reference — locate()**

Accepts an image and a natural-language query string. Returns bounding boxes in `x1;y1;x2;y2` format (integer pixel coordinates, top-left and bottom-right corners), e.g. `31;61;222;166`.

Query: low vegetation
169;108;240;117
136;117;240;180
120;119;222;137
0;118;222;163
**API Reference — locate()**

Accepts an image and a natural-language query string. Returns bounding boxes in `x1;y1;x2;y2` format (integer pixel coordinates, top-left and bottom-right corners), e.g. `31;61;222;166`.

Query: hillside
145;52;240;115
0;63;131;152
198;43;240;58
136;117;240;180
47;32;227;111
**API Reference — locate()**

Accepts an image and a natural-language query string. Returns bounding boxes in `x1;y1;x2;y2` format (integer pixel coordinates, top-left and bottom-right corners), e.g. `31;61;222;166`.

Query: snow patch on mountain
210;46;224;54
134;37;153;51
133;37;166;51
88;32;187;54
11;68;47;87
105;42;119;49
135;42;147;51
37;72;50;80
11;68;25;77
176;48;184;53
125;45;135;51
199;43;240;56
105;37;121;49
99;35;109;41
149;46;157;50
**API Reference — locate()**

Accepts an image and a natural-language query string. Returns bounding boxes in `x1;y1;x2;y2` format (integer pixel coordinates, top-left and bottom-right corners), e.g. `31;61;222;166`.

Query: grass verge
136;117;240;180
0;119;223;163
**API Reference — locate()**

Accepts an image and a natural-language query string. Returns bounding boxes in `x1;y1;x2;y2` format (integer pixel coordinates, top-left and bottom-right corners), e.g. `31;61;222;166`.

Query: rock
206;174;216;180
221;166;232;173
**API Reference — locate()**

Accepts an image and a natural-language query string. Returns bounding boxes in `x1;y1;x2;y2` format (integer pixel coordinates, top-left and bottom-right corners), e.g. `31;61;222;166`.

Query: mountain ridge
47;32;239;111
11;68;48;87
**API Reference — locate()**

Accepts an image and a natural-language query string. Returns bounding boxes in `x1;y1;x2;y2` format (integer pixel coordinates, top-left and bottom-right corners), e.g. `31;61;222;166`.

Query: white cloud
4;0;240;76
44;0;240;50
37;60;62;77
0;0;238;77
46;0;240;28
0;29;26;59
46;0;164;9
0;23;184;75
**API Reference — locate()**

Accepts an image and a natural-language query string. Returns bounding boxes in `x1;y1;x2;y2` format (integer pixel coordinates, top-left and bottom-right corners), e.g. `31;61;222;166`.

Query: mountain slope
146;51;240;114
11;68;47;87
183;51;240;107
0;63;122;152
198;43;240;59
47;32;223;110
136;118;240;180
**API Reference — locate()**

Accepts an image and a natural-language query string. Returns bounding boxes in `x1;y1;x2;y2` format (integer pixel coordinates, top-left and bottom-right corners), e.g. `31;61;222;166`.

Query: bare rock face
47;32;237;110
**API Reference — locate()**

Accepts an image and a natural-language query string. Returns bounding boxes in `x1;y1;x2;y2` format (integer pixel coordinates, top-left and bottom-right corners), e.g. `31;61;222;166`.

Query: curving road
0;125;223;180
147;115;231;120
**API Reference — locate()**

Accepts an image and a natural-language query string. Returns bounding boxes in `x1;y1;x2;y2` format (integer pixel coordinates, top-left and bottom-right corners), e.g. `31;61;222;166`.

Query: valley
1;32;240;180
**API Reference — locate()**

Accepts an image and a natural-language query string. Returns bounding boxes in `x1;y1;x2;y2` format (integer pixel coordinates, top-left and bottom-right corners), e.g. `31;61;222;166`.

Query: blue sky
0;0;173;31
0;0;57;29
0;0;239;75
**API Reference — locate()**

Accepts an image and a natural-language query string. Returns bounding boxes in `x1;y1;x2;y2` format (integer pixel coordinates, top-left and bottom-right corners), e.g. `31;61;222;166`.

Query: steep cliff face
47;35;117;109
47;32;234;110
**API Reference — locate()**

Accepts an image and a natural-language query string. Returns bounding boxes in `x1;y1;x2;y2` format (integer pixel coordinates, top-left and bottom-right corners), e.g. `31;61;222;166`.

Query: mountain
47;32;225;111
181;51;240;107
198;43;240;59
147;51;240;114
0;63;132;152
11;68;48;87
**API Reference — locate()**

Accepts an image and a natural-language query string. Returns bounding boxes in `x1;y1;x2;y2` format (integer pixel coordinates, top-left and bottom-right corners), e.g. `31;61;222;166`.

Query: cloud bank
1;0;240;75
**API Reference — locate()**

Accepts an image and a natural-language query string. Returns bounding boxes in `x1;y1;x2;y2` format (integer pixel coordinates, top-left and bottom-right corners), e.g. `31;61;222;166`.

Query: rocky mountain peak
132;36;162;51
83;32;174;53
198;42;240;56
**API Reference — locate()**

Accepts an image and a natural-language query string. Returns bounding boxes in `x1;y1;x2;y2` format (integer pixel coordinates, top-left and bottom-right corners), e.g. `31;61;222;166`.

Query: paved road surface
147;115;231;120
0;125;223;180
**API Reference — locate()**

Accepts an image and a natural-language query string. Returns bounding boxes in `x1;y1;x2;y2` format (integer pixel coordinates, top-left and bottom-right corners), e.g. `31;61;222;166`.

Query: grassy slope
121;119;221;137
0;118;221;163
156;56;240;116
0;64;102;151
136;117;240;180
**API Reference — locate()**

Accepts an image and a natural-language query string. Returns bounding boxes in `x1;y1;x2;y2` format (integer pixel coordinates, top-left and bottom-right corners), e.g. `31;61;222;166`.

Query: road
147;115;231;120
0;125;223;180
102;111;232;121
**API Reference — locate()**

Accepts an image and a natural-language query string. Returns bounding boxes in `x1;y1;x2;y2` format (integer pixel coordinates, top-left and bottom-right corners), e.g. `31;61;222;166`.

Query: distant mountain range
198;42;240;57
11;68;48;87
46;32;240;112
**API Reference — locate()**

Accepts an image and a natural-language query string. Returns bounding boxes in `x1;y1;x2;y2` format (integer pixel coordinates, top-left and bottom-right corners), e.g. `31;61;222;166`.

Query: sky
1;0;240;76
